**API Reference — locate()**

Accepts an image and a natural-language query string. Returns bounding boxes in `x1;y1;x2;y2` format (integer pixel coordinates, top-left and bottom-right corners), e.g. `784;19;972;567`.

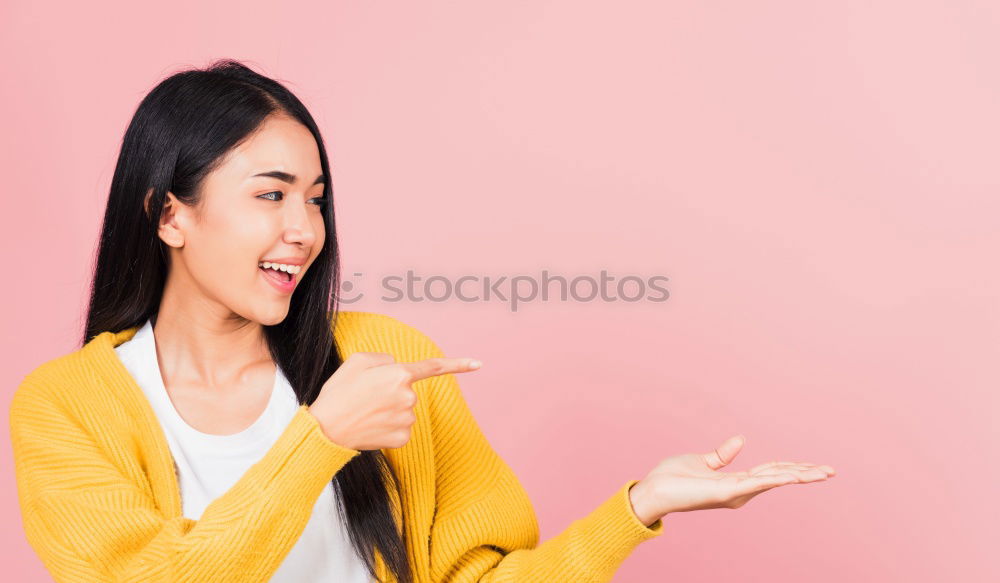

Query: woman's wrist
628;478;664;527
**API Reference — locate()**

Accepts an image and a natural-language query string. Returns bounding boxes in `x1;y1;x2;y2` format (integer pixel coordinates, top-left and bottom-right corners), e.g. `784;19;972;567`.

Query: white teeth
258;261;302;274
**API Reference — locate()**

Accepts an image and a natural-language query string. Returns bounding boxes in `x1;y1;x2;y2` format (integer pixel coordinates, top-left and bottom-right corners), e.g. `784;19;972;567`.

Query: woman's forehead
211;117;322;183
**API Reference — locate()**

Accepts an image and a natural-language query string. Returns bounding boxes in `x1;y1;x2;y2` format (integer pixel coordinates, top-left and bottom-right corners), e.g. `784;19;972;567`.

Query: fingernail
469;360;482;369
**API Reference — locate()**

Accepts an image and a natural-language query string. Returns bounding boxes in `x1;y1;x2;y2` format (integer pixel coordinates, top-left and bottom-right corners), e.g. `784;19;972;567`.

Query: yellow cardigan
9;310;663;582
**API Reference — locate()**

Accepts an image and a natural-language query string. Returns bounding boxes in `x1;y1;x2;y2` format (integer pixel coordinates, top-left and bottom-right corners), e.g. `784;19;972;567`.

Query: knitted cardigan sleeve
413;328;665;583
9;370;362;583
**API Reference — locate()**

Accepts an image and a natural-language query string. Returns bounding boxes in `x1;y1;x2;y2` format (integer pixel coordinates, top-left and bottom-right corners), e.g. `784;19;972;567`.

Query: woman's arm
9;373;361;583
420;336;663;583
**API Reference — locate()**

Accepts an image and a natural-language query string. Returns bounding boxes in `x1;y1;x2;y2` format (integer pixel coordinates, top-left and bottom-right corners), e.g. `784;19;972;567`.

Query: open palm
637;434;836;517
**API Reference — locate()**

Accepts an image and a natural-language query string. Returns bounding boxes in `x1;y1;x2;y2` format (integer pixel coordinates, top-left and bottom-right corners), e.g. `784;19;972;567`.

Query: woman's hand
308;351;482;451
628;435;836;527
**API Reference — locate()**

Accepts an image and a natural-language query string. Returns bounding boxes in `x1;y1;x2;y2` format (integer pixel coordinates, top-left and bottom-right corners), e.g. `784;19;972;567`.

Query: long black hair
82;59;411;583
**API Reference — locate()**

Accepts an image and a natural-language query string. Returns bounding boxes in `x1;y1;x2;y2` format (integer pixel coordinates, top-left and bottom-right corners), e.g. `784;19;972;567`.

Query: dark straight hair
82;59;411;583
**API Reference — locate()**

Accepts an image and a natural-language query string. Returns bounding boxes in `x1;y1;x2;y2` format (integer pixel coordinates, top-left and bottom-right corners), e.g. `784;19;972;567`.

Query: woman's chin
251;305;291;327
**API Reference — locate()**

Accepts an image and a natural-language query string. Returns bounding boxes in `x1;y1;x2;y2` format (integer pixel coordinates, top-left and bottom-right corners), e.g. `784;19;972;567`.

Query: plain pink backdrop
2;1;997;581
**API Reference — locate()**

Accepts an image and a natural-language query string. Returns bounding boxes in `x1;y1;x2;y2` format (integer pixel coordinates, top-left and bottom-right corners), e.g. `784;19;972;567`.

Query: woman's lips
259;265;296;293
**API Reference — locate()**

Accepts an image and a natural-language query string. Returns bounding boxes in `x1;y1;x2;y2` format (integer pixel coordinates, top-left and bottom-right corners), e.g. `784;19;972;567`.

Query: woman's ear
142;187;155;220
157;191;185;249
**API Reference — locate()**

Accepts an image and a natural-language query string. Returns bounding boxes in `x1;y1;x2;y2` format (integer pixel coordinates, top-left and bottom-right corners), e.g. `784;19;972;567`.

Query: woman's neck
149;307;273;393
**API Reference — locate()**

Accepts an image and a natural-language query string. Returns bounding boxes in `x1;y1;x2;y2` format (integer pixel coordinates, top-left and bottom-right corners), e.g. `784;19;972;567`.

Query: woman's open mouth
258;263;297;293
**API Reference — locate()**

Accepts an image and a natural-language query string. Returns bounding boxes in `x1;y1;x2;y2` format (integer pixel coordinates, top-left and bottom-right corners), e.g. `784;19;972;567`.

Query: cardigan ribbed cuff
236;405;362;506
570;478;665;580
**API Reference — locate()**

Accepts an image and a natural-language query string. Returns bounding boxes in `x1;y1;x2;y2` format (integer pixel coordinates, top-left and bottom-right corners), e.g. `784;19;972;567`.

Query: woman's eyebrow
249;170;325;185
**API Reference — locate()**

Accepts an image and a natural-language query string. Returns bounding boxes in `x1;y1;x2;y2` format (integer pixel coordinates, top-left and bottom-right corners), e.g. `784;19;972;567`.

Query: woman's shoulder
10;327;145;422
332;310;445;362
10;342;92;410
7;345;111;440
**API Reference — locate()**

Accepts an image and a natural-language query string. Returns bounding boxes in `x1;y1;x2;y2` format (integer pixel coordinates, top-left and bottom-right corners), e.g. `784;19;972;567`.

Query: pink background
2;1;998;581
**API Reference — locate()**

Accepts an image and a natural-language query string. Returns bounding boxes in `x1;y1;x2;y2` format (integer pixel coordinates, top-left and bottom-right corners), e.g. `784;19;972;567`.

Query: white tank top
114;319;373;582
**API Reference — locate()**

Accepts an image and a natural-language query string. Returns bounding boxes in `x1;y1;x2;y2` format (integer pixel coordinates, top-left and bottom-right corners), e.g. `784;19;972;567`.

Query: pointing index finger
404;357;482;382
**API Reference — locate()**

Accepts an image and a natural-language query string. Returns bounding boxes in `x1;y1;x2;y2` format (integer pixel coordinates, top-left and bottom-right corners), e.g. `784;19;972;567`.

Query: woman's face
157;114;327;326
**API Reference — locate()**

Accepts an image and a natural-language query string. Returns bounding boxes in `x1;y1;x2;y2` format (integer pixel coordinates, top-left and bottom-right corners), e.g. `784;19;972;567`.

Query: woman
9;60;835;583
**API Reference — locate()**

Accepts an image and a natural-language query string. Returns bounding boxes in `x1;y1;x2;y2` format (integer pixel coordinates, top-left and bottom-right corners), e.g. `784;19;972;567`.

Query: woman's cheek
312;214;326;250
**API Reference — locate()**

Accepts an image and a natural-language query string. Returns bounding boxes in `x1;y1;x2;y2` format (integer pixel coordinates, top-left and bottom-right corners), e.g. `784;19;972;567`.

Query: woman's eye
258;192;326;207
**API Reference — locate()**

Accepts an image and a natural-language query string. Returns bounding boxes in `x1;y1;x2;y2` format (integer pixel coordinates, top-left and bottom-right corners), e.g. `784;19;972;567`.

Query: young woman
9;60;835;583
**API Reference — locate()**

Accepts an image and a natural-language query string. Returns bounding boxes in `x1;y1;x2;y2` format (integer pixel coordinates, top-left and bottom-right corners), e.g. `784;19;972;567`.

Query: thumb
702;434;745;470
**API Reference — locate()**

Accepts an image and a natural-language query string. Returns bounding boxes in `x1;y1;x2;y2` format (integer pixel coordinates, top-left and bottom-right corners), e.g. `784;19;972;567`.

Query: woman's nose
282;205;318;246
